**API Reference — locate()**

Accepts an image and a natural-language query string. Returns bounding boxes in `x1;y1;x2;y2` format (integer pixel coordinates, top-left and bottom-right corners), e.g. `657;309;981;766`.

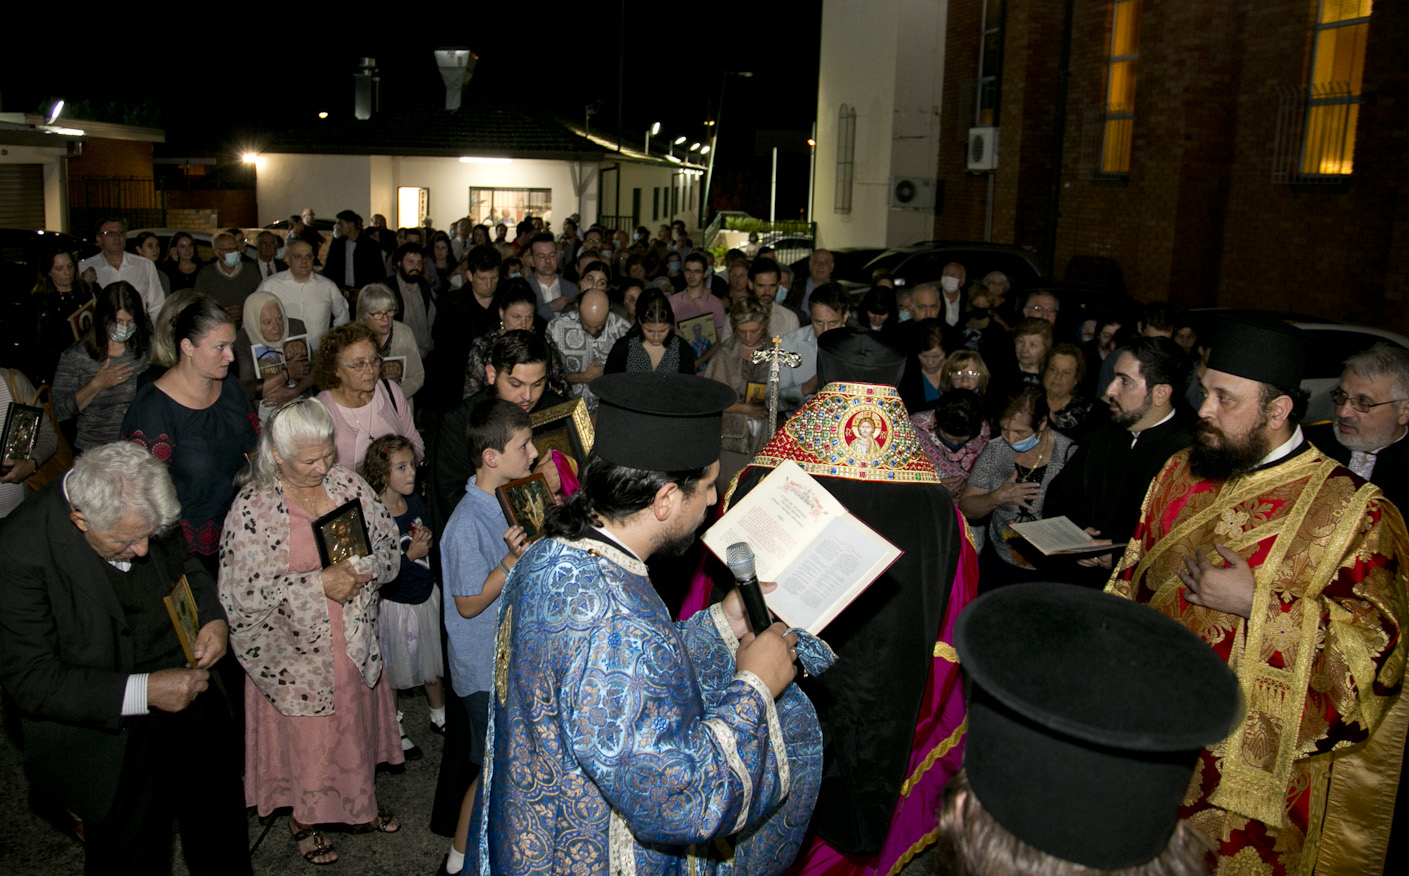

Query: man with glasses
1107;316;1409;875
1307;342;1409;510
1020;290;1060;325
255;239;349;351
79;217;166;317
195;232;261;322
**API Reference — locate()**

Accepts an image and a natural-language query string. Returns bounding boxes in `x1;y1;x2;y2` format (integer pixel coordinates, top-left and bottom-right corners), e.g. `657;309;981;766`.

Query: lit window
1101;0;1141;175
1302;0;1371;176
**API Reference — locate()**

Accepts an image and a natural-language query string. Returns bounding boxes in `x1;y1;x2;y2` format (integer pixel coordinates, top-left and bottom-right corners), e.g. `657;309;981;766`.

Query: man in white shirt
255;239;349;351
775;284;851;412
78;217;165;317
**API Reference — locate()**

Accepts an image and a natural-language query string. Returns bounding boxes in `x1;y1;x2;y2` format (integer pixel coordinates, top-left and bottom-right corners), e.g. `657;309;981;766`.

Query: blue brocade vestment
472;535;830;875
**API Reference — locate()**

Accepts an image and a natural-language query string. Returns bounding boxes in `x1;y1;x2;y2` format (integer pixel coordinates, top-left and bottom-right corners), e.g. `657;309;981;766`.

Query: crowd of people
1;207;1407;876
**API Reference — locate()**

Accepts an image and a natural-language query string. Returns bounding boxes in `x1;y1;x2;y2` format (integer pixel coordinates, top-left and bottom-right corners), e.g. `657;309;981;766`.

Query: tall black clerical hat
816;327;907;387
954;583;1242;869
591;373;735;471
1204;313;1309;396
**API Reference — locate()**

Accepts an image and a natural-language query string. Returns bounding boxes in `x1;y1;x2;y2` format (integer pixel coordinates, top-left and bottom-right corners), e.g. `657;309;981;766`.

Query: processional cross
751;335;802;438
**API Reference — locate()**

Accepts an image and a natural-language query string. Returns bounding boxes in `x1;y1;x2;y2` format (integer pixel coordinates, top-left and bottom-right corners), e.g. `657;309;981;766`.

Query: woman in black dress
603;288;696;375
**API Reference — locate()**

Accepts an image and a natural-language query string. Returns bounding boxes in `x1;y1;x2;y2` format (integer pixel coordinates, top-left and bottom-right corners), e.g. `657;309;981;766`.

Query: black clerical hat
955;583;1242;869
591;373;736;471
816;327;906;387
1204;313;1309;395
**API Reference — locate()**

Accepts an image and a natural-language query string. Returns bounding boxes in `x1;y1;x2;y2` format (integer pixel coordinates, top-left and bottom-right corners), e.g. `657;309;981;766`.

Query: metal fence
703;212;816;264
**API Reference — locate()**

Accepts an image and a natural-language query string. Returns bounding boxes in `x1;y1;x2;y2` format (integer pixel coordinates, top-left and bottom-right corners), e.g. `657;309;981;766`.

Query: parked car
125;228;258;263
857;242;1047;292
1186;310;1409;424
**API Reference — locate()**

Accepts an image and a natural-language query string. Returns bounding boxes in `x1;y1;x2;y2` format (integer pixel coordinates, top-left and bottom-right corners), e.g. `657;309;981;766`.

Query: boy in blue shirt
440;398;536;874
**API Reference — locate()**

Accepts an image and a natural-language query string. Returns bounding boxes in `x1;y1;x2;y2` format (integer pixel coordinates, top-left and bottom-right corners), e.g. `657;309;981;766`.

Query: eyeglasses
1024;305;1059;316
365;310;394;320
1329;388;1409;414
951;370;983;379
339;356;383;372
98;230;124;238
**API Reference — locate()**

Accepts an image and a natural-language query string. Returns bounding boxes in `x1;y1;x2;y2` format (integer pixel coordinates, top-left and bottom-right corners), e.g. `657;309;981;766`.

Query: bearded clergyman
1106;314;1409;876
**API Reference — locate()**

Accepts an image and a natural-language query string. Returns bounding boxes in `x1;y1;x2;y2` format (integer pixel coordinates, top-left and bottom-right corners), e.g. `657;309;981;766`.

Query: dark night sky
1;10;821;218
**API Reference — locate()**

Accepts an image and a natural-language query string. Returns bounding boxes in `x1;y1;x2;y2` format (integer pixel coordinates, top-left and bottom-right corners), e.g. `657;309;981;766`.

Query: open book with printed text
702;460;902;635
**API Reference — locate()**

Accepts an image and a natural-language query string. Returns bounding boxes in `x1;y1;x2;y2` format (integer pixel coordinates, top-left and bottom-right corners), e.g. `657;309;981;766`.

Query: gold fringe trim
933;642;959;663
900;716;968;799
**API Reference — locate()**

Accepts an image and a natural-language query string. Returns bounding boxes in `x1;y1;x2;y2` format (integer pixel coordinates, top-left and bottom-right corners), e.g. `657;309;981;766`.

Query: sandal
292;822;338;865
348;808;400;834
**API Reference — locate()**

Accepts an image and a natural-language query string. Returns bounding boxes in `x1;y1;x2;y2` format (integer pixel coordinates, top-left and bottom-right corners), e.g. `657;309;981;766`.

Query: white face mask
275;247;286;261
223;252;241;268
941;276;961;293
449;273;465;289
109;323;136;343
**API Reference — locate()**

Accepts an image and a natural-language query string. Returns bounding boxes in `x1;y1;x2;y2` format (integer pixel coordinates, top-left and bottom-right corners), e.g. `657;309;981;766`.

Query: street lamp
645;121;660;156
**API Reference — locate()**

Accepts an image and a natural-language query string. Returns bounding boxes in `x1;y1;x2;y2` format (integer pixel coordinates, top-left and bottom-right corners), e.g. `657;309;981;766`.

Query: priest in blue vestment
469;372;833;876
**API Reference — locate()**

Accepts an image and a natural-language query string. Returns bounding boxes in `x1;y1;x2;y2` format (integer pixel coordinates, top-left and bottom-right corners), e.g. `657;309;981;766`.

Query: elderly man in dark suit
1306;342;1409;511
0;442;249;875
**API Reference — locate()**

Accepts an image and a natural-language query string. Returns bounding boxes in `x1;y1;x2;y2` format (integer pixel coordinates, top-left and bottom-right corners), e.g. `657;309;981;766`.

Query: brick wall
932;0;1409;332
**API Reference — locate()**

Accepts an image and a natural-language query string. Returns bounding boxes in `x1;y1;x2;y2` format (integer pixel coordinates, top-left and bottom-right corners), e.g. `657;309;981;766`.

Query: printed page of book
767;514;901;635
1007;516;1113;555
703;460;847;580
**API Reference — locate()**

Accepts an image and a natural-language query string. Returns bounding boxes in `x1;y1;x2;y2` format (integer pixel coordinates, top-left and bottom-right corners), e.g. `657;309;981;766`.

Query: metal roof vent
354;58;379;121
434;48;478;112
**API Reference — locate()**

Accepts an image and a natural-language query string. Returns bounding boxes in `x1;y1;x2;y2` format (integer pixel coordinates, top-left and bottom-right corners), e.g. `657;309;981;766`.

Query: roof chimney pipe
434;48;478;112
354;58;379;121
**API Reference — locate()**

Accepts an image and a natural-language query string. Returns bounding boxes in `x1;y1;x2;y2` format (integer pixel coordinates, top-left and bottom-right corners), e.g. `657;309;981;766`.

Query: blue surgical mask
938;433;970;452
1008;433;1040;453
223;251;241;268
668;261;681;274
508;271;522;279
275;247;285;261
898;309;913;322
774;288;787;303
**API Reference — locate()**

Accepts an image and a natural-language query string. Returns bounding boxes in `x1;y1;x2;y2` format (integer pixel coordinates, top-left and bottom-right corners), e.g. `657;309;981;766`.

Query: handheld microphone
725;542;773;636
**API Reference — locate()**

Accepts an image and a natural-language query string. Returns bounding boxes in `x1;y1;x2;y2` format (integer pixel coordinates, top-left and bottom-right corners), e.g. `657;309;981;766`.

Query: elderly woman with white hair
356;282;424;403
234;290;313;421
218;398;403;866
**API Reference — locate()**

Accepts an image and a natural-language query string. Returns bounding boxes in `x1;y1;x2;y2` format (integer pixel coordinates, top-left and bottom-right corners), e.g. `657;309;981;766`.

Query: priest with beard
1106;314;1409;876
1041;336;1194;587
717;328;979;876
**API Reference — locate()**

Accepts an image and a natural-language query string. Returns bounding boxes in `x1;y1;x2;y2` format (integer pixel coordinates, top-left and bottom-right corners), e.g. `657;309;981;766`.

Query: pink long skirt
243;503;404;824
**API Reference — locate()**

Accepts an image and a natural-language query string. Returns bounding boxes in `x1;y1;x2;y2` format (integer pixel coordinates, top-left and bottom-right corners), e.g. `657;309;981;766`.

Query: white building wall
258;153;698;237
815;0;947;251
256;154;374;226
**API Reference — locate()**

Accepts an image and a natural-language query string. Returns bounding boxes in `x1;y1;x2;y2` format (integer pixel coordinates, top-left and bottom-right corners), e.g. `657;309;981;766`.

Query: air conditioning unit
888;177;936;209
967;126;999;171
